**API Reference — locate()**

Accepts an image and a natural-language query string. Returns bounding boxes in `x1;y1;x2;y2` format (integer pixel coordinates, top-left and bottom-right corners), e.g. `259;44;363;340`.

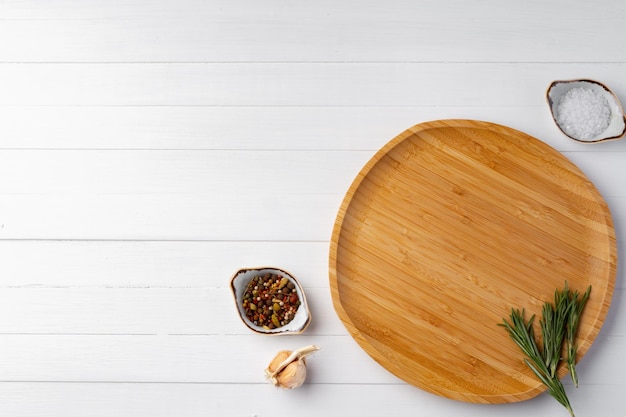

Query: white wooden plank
1;63;626;106
0;241;331;287
4;381;621;417
3;105;625;153
0;332;622;386
0;0;624;63
0;193;341;240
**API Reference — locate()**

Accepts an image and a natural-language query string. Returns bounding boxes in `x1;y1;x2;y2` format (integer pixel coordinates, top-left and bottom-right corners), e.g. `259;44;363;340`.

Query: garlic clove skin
264;345;320;389
268;353;307;389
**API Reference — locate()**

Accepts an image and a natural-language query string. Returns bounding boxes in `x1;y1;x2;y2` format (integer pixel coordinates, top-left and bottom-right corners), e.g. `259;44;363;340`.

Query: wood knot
452;185;465;195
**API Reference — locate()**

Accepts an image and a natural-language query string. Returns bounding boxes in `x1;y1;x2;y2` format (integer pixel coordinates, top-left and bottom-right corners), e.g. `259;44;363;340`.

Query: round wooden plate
329;120;617;403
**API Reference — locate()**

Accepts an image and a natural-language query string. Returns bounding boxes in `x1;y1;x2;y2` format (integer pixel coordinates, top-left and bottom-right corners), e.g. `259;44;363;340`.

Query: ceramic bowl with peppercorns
230;267;311;335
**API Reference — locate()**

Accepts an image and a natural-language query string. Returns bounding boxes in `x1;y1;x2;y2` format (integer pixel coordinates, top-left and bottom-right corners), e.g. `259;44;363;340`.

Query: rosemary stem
499;282;591;417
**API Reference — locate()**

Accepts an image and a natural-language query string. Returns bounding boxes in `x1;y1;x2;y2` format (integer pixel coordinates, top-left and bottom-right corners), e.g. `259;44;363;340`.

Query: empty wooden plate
329;119;616;403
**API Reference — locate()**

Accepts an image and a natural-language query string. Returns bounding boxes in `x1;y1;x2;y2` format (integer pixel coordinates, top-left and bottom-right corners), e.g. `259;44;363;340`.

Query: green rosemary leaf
541;286;571;378
523;358;551;388
500;309;542;369
524;358;572;415
566;285;591;387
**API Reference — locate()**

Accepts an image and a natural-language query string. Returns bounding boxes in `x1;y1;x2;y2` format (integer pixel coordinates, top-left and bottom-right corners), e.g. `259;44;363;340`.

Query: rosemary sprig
499;282;592;417
540;286;570;378
500;308;574;417
566;285;591;387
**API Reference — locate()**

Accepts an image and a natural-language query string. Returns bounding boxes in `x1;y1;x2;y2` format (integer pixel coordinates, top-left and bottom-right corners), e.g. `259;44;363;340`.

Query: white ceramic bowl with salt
547;79;626;143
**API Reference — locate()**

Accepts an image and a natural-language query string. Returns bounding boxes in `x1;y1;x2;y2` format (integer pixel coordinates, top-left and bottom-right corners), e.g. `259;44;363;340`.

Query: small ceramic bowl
230;266;311;335
546;79;626;143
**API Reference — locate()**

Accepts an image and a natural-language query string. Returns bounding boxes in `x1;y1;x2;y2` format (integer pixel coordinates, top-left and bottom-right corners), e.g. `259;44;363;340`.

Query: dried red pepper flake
242;273;301;330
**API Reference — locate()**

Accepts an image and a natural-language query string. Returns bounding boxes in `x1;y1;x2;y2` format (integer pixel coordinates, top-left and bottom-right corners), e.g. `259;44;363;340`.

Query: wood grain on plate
329;119;617;403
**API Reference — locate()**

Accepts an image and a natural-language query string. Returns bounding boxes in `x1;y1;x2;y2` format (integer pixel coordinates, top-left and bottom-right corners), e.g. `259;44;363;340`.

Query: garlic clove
264;345;320;389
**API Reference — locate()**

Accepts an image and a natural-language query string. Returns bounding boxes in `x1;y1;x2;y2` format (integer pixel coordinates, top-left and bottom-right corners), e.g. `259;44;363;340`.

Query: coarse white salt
556;87;611;141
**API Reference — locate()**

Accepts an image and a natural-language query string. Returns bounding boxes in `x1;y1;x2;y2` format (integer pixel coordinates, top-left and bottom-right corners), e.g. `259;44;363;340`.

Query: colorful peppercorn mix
242;273;301;330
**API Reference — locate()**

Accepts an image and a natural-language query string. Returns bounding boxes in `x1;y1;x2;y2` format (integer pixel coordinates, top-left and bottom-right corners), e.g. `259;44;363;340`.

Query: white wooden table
1;1;624;416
